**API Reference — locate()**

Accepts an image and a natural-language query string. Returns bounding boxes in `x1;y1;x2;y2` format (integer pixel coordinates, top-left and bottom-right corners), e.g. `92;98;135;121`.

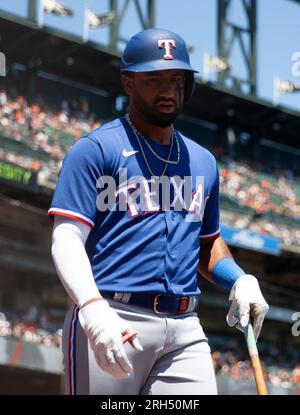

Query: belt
102;292;199;315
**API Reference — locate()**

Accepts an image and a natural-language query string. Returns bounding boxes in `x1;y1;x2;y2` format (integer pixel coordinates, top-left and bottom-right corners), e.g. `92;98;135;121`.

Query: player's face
122;70;185;127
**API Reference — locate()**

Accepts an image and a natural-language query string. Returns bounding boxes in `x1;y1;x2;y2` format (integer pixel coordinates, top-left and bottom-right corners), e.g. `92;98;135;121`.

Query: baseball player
49;28;269;395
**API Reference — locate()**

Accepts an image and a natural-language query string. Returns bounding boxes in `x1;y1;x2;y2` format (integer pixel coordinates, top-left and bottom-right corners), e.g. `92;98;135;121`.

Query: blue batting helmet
121;28;198;101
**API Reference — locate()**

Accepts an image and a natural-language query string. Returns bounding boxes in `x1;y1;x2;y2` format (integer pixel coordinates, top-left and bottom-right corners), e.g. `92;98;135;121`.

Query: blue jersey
49;117;220;296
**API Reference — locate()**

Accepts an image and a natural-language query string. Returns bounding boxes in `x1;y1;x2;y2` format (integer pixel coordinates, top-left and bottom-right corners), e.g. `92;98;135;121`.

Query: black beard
144;107;181;128
134;85;183;128
132;90;183;128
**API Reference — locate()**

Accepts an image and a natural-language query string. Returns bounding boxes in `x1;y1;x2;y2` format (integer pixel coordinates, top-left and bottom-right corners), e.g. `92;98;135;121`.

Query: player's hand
78;299;143;379
226;274;269;341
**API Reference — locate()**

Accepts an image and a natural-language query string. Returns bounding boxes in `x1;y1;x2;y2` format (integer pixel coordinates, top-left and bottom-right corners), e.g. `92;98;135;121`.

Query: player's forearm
198;236;245;289
198;236;231;282
51;217;102;307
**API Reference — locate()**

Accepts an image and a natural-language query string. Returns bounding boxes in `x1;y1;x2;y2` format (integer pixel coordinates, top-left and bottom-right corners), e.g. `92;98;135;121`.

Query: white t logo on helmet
158;39;176;60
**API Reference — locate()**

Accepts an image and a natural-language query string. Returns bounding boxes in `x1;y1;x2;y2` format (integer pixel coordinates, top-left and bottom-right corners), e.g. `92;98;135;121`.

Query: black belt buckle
153;294;174;315
153;294;191;315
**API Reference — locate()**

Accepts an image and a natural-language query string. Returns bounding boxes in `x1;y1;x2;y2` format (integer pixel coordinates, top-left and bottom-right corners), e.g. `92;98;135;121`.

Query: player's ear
121;73;134;96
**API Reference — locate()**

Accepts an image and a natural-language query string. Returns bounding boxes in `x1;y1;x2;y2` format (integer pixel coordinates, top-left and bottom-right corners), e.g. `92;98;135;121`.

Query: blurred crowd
0;89;101;156
0;307;62;348
0;88;102;188
212;348;300;391
221;210;300;247
219;158;300;220
0;87;299;245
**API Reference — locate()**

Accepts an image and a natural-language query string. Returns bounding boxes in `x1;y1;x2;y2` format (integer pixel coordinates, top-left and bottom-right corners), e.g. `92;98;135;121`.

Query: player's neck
128;112;173;145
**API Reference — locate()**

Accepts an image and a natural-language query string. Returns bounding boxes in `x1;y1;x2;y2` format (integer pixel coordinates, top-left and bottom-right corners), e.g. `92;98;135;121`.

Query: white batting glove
78;300;143;379
226;274;269;341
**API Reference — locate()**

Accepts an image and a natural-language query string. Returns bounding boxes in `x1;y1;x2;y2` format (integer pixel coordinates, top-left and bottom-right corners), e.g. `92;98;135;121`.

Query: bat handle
245;324;268;395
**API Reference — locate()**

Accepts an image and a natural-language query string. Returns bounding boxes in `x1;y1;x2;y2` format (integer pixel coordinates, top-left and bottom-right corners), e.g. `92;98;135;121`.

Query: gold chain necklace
125;115;180;178
125;114;180;164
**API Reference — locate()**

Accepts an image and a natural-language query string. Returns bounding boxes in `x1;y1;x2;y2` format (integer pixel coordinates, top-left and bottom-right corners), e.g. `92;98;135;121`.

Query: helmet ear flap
184;71;195;102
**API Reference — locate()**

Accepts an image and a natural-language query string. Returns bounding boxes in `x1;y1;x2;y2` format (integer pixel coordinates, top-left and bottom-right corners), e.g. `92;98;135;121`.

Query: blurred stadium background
0;0;299;395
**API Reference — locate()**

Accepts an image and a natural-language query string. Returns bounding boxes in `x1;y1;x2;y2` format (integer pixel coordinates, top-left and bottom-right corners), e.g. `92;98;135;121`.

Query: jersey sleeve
199;159;220;240
48;136;105;228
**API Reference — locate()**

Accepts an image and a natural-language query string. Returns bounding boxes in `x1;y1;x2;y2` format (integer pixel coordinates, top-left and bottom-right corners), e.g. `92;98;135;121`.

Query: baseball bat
244;323;268;395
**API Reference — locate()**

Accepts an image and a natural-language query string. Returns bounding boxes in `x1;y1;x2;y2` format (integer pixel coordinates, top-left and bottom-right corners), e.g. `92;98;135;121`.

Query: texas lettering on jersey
96;168;207;222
